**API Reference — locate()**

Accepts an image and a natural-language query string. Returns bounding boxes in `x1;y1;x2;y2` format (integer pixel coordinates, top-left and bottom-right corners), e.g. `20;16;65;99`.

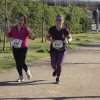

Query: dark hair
18;14;27;25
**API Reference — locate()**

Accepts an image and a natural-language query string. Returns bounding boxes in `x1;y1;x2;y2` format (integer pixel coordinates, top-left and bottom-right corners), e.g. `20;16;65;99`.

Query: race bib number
11;39;22;48
53;40;63;50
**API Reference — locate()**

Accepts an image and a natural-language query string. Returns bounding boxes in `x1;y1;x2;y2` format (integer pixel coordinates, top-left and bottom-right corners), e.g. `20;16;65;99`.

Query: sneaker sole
16;79;24;82
27;75;32;79
56;82;61;84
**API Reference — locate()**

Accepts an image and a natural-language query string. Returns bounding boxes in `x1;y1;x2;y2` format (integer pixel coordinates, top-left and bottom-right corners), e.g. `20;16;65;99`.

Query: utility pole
3;0;7;51
41;0;45;42
96;8;99;33
69;0;70;6
55;0;56;6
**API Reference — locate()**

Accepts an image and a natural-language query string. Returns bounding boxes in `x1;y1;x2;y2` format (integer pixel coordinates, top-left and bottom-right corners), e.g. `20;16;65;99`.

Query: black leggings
12;47;28;76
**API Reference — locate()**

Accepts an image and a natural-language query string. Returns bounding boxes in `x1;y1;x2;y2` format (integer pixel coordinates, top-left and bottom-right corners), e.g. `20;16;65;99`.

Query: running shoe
26;70;32;79
52;70;57;77
56;77;60;84
16;76;24;82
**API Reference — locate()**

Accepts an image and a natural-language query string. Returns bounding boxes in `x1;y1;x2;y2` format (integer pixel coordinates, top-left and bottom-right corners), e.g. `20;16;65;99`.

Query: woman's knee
57;65;62;71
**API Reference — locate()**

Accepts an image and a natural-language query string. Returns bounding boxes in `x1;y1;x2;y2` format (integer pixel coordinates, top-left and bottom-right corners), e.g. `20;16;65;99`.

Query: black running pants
12;47;28;76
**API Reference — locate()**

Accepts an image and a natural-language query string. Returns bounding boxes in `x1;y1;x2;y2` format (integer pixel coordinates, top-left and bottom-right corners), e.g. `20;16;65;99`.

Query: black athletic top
48;26;70;52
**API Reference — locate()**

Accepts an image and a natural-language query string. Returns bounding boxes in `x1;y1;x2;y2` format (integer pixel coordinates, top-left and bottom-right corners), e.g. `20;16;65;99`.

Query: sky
60;0;100;2
72;0;100;1
71;0;100;1
38;0;100;2
78;0;100;1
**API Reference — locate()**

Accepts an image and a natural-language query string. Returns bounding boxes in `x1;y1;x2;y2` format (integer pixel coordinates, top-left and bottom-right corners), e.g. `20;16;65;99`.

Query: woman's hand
28;32;35;40
3;27;7;34
50;39;55;43
63;40;69;45
46;33;55;43
2;27;9;38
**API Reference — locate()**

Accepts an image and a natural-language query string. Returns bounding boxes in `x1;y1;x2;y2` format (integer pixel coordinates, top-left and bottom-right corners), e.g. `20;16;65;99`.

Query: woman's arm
3;27;10;38
46;33;55;43
66;34;72;43
28;32;35;40
64;34;72;44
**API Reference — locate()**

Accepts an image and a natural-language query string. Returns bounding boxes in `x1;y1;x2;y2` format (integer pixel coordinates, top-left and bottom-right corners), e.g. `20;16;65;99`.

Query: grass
0;33;100;73
67;33;100;49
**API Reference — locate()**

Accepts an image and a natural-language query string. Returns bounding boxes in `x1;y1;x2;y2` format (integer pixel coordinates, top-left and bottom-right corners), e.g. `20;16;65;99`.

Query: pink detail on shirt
8;25;30;48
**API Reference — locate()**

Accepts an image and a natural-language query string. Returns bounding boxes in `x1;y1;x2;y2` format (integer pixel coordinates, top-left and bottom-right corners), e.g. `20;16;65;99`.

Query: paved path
0;41;100;100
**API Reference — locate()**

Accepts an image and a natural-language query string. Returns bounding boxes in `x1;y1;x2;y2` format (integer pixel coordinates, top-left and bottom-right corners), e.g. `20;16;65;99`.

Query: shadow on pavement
0;80;55;86
28;61;100;67
64;62;100;65
1;96;100;100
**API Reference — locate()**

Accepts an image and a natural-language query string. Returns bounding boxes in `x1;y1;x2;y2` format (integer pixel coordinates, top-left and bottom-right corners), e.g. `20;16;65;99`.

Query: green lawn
0;33;100;73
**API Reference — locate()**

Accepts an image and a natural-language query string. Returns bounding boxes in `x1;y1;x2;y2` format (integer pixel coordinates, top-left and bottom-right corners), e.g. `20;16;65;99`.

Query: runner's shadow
1;96;100;100
0;80;54;86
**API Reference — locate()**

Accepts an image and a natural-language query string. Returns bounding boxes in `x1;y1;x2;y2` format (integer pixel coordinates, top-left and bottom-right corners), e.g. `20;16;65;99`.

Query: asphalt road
0;41;100;100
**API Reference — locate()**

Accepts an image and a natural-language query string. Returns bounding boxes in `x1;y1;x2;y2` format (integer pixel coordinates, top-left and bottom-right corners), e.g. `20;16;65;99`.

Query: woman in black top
46;14;72;84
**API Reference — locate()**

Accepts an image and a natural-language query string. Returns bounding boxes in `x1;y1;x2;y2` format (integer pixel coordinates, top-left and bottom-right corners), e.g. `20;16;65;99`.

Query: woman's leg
56;50;67;77
50;52;57;70
18;47;28;72
12;47;23;76
18;47;32;79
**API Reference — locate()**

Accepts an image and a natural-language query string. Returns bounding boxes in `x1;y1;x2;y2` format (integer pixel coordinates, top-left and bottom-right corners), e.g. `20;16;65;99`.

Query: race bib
52;40;63;50
11;39;22;48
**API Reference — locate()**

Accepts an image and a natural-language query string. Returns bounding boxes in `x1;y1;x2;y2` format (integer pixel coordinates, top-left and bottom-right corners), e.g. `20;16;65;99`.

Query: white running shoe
26;70;32;79
16;76;24;82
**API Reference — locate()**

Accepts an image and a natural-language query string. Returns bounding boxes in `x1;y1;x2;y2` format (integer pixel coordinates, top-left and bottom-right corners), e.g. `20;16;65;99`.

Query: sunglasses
56;18;62;21
19;19;24;21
